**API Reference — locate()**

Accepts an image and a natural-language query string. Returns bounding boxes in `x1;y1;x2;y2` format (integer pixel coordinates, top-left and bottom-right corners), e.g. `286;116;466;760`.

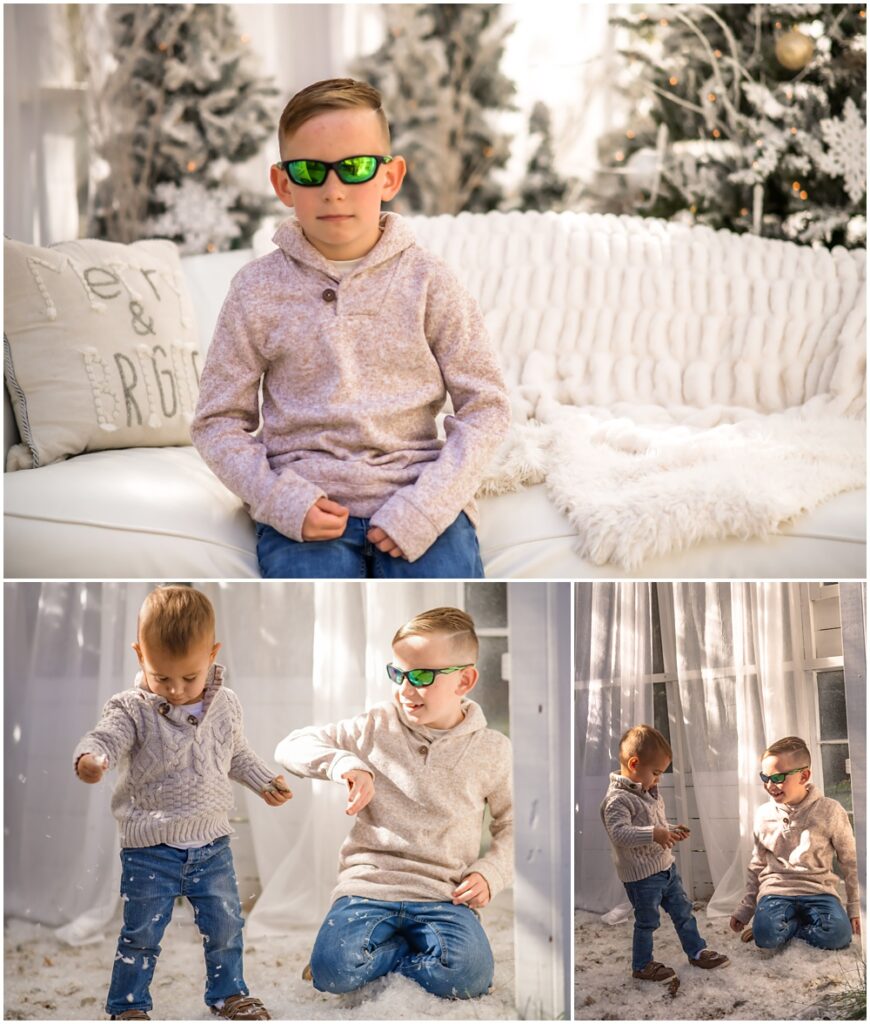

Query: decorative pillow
4;236;202;471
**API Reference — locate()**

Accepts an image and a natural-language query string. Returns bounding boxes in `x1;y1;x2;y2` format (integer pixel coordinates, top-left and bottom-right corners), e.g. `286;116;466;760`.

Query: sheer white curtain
574;583;654;914
667;582;814;918
4;581;454;942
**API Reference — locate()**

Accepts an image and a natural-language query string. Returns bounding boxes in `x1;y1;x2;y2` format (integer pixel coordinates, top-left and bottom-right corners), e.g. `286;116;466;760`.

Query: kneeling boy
729;735;859;950
275;607;513;999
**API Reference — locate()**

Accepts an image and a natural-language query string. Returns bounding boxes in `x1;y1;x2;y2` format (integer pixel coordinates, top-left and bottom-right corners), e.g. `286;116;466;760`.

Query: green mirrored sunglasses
386;663;473;688
276;155;393;187
759;766;809;785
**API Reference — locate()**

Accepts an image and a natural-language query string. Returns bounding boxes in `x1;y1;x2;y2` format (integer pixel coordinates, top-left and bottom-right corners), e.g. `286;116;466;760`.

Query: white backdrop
3;580;456;942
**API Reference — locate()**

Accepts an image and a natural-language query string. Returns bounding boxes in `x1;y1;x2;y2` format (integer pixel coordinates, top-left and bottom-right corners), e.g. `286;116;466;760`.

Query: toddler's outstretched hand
302;498;349;541
261;775;293;806
342;769;374;815
76;753;108;783
366;526;405;559
452;872;491;909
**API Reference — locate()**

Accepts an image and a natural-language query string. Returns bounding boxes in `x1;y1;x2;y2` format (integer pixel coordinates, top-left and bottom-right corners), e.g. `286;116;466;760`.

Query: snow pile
575;909;864;1020
5;897;515;1020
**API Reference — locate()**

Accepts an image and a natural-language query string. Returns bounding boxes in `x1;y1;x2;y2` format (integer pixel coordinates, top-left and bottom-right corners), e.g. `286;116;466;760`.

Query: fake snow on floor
575;909;865;1020
5;896;515;1020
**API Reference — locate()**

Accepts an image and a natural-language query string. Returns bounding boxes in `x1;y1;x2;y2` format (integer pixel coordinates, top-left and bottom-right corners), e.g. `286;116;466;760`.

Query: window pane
651;585;664;675
474;636;509;736
653;682;672;774
820;742;852;813
465;582;507;629
817;670;847;741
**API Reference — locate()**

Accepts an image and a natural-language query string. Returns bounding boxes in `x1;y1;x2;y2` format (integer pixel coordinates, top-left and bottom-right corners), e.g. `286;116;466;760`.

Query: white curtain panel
574;582;654;914
4;580;455;943
668;582;814;919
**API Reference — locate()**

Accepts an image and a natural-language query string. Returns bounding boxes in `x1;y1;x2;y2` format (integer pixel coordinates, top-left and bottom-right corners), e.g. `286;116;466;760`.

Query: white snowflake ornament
816;98;866;204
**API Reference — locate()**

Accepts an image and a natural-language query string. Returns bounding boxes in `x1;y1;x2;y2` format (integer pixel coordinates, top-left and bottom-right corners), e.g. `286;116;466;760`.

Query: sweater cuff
467;857;509;900
239;761;280;794
255;476;326;543
731;900;756;925
369;493;440;563
847;900;861;919
328;753;373;784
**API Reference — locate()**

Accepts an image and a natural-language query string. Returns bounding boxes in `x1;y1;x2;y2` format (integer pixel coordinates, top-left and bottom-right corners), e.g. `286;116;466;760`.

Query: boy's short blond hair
764;736;812;766
619;724;672;766
392;607;479;661
138;586;215;656
278;78;390;155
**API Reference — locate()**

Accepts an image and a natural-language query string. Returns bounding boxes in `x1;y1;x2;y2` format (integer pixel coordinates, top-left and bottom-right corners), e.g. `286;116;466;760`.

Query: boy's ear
131;641;143;664
209;642;222;664
456;665;479;696
627;755;639;772
381;155;406;203
270;163;295;209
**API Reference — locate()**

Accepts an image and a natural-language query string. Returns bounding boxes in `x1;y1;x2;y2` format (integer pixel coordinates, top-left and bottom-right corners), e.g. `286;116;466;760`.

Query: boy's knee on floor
310;943;367;994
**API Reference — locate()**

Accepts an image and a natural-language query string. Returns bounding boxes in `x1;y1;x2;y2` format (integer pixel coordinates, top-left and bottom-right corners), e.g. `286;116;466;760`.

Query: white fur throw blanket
412;212;866;569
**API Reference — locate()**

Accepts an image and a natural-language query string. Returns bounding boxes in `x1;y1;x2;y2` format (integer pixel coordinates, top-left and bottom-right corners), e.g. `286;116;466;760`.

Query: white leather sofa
4;211;865;579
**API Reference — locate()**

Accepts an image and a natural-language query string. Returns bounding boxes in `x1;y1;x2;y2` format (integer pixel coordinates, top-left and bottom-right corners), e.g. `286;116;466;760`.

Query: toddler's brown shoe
211;994;271;1020
632;960;676;981
109;1013;150;1021
689;949;730;968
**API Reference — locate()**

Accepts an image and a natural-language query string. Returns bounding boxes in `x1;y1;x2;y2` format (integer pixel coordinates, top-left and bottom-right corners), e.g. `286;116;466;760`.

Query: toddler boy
274;607;513;998
73;586;292;1021
729;735;859;950
600;724;729;981
191;78;511;579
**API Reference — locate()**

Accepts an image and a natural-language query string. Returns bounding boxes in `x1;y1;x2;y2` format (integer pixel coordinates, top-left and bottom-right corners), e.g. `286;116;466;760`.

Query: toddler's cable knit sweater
600;772;674;883
190;213;512;563
732;784;860;923
73;665;276;848
274;697;513;904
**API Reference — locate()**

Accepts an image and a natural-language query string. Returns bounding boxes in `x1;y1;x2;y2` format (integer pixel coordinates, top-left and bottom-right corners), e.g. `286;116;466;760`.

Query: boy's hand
653;825;679;849
76;753;108;783
302;498;349;541
341;769;374;815
452;872;491;909
851;917;861;935
671;824;690;841
366;526;405;559
728;916;744;933
261;775;293;806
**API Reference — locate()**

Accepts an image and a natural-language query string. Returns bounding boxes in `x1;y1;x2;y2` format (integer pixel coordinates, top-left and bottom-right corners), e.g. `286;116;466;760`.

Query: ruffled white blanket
411;212;867;569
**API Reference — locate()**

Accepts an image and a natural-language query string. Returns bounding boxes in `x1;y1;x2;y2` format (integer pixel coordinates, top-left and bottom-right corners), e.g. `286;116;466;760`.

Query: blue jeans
309;896;494;999
106;837;248;1016
623;865;706;972
753;894;853;950
255;512;484;579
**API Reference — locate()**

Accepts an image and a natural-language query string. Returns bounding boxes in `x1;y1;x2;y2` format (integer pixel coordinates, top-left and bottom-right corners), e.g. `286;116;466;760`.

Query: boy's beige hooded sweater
732;784;859;923
274;698;513;904
190;213;511;562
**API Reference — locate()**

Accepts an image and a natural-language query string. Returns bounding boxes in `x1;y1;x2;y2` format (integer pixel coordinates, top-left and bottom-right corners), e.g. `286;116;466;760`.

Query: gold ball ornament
775;29;814;71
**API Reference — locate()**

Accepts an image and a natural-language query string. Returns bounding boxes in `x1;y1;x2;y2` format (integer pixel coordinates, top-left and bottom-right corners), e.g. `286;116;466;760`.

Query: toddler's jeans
752;894;853;950
105;837;247;1016
623;864;706;972
309;895;494;999
255;511;484;579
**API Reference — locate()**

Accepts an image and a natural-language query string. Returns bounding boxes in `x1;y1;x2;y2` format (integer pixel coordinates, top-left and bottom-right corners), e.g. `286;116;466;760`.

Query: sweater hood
389;694;488;738
608;770;659;800
132;662;225;719
272;211;417;276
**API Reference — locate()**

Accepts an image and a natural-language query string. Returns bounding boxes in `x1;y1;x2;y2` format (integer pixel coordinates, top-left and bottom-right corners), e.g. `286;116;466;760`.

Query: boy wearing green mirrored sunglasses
274;606;513;999
729;735;859;951
192;78;511;579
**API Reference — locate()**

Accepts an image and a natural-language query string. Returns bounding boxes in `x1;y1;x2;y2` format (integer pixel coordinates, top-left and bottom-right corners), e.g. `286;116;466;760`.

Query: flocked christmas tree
83;4;279;252
591;4;866;247
352;5;517;215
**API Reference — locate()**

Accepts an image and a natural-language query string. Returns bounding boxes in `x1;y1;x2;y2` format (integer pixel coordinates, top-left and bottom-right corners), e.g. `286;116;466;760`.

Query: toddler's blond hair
138;586;215;655
619;724;672;767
